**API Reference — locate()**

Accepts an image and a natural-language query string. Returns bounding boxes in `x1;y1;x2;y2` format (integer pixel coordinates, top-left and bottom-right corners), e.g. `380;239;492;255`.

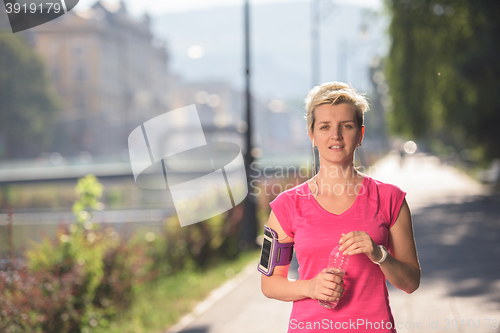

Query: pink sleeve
269;192;295;238
387;185;407;228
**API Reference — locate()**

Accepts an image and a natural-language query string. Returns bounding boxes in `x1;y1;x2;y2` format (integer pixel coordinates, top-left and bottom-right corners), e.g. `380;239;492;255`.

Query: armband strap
257;225;294;276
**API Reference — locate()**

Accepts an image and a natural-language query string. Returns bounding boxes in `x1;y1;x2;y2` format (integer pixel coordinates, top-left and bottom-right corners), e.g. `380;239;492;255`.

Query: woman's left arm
339;198;421;294
379;198;421;293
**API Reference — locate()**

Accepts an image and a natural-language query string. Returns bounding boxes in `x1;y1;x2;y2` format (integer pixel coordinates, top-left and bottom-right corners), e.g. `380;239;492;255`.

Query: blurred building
168;79;244;148
365;57;390;155
26;1;170;157
254;98;310;163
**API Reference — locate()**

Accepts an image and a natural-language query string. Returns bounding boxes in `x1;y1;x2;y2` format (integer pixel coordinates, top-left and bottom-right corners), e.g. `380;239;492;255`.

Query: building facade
28;1;170;157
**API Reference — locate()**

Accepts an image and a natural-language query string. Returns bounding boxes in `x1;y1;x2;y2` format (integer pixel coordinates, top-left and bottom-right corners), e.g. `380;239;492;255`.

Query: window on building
74;66;87;82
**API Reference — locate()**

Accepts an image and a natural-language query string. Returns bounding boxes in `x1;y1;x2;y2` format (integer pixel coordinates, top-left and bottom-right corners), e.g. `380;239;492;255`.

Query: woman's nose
331;126;343;140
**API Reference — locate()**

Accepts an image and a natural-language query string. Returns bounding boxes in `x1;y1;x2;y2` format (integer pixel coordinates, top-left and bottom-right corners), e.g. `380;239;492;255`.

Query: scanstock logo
3;0;79;33
128;105;248;227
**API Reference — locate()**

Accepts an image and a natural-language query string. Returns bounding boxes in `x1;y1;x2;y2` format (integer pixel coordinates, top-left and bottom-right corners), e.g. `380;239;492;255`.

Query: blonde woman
260;82;420;332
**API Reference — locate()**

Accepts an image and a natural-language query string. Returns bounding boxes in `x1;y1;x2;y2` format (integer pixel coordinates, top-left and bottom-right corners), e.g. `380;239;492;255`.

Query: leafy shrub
145;201;244;276
0;175;152;332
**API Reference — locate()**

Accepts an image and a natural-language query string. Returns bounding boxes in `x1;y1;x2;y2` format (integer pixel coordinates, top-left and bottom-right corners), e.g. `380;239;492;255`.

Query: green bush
0;175;152;332
145;201;244;276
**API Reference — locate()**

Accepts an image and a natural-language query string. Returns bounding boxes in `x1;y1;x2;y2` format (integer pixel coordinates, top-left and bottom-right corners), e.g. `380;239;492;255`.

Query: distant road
0;208;174;226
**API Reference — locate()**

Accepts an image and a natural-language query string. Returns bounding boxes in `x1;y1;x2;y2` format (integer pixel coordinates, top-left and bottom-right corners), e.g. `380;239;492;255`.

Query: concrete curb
165;261;257;333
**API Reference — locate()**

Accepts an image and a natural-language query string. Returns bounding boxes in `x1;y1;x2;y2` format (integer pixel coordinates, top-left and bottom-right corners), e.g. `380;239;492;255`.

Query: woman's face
308;103;364;167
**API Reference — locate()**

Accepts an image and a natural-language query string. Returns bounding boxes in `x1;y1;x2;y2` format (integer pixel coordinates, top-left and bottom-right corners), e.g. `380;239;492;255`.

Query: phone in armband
257;225;294;276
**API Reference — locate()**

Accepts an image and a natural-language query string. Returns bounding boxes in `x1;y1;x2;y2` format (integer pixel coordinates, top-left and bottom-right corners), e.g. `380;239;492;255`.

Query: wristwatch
372;245;388;265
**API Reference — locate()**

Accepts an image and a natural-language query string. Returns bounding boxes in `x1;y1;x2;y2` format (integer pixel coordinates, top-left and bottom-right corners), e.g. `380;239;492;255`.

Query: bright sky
76;0;383;17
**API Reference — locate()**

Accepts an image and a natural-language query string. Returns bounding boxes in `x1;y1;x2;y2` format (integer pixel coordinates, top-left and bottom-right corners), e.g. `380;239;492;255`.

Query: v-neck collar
303;175;368;217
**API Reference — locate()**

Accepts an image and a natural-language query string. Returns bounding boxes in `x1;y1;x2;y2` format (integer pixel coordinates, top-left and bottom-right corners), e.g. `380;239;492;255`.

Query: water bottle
318;244;349;309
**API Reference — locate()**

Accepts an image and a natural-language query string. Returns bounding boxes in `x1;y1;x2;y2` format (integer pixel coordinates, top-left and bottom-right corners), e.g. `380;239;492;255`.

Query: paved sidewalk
168;153;500;333
373;153;500;333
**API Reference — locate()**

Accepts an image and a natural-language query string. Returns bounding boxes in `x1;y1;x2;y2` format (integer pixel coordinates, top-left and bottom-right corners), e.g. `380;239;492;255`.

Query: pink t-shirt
270;175;406;332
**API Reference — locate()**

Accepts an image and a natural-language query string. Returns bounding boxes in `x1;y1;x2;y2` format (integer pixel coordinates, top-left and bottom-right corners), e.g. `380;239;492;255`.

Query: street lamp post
311;0;320;87
240;0;258;250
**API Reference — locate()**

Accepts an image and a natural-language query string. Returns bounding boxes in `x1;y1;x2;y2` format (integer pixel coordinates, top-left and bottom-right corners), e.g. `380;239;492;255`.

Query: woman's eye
320;126;328;130
344;124;353;129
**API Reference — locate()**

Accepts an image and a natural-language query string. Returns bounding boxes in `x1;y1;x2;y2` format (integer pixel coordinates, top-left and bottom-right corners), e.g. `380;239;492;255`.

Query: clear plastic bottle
318;244;349;309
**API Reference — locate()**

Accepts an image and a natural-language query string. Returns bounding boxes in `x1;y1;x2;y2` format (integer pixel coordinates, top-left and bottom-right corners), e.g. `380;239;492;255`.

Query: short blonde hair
305;82;369;133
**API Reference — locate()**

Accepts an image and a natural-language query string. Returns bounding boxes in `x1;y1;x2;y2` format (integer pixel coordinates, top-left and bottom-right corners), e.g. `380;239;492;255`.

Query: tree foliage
0;33;60;159
385;0;500;163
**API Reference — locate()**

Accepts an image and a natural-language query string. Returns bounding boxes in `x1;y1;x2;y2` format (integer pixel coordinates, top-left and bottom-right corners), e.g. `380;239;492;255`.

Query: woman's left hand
339;231;382;262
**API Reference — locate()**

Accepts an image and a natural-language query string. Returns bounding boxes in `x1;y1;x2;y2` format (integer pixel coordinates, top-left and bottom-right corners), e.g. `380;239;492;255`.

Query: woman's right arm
260;211;344;303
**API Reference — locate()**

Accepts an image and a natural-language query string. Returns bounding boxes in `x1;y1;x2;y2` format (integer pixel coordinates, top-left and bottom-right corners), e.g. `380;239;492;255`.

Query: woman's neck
313;164;364;196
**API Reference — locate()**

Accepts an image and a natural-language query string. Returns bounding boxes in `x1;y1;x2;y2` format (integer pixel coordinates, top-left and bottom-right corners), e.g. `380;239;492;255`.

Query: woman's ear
308;132;315;146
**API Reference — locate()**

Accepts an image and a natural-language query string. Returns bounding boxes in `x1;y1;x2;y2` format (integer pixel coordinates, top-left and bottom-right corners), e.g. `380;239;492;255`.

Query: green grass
98;250;260;333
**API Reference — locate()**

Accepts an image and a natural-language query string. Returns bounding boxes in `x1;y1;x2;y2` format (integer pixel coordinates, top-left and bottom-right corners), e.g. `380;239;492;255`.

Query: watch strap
372;245;388;265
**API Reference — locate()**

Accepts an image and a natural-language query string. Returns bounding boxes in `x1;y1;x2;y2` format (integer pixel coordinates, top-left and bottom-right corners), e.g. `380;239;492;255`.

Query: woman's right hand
306;268;345;302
